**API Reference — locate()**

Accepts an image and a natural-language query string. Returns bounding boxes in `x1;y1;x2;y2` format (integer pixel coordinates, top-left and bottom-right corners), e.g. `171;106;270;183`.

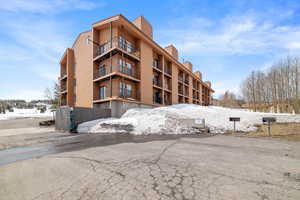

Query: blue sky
1;0;300;100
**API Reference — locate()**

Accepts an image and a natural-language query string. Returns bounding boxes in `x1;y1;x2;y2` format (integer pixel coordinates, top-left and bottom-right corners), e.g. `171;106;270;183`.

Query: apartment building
59;14;214;117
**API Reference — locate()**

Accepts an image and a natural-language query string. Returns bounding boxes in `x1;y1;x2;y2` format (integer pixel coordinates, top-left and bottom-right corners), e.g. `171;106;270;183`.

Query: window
127;63;132;75
127;84;132;97
99;86;106;99
99;64;106;76
118;59;126;73
119;36;126;50
120;82;126;97
127;41;133;53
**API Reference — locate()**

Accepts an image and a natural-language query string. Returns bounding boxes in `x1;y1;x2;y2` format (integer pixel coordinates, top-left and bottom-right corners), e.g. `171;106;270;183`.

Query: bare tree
241;56;300;113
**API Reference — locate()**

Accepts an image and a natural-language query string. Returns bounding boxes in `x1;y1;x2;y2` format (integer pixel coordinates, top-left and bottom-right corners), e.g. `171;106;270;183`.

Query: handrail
95;36;139;58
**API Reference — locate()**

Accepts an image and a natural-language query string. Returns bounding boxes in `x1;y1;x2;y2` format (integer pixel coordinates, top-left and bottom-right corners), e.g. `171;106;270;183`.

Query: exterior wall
73;31;93;107
172;63;178;104
66;49;75;107
140;40;153;104
189;76;193;103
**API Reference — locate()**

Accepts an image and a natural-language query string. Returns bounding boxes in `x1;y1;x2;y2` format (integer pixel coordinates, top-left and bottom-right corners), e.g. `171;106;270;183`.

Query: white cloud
157;11;300;57
0;0;105;13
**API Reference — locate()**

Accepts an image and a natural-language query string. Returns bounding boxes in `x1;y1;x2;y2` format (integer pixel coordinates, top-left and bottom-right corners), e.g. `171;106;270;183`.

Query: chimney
194;71;202;80
132;16;153;38
164;45;178;60
182;61;193;71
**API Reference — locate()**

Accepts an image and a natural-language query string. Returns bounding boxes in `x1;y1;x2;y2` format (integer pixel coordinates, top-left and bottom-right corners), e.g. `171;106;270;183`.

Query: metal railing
184;77;189;84
178;88;183;95
118;65;138;79
164;66;172;75
178;75;183;82
153;96;162;104
153;78;162;87
61;72;67;78
153;60;162;70
94;64;139;80
95;37;139;58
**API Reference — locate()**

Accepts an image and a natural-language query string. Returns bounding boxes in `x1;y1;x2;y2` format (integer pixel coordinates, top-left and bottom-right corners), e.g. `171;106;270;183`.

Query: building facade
59;14;214;117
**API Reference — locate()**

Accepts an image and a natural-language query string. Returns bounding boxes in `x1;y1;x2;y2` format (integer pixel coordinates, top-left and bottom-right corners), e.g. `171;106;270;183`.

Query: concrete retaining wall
56;101;154;131
55;106;111;131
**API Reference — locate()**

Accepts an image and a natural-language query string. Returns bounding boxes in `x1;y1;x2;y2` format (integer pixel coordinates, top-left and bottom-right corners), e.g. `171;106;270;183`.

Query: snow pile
77;104;300;135
0;108;53;120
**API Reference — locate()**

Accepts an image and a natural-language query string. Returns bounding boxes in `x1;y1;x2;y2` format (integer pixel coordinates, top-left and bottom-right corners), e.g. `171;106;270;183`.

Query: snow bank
77;104;300;134
0;108;53;120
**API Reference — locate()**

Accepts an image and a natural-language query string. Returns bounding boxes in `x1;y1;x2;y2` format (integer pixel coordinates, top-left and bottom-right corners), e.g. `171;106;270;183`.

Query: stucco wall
140;41;153;104
73;31;93;108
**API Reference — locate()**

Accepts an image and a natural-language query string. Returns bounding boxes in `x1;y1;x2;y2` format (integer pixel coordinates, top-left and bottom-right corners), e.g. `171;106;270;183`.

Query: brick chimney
132;16;153;38
164;45;178;60
182;61;193;71
194;71;202;80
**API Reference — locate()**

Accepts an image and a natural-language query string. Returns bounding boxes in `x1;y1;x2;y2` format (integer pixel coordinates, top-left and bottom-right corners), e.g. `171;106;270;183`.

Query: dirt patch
244;123;300;141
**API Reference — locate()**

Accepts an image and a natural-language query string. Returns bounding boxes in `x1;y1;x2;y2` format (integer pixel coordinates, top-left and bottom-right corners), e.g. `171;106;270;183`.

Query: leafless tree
241;56;300;113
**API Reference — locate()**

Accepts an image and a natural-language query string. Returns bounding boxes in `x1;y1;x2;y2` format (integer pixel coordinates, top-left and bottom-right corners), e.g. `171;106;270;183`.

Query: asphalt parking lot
0;134;299;200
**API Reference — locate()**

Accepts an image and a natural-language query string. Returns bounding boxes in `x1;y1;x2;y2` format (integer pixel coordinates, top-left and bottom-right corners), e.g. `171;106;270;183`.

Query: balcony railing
94;64;139;80
178;75;183;82
95;37;139;59
184;77;189;85
178;88;183;95
153;96;162;104
119;66;138;79
164;66;172;75
61;85;67;92
153;60;162;71
119;89;140;101
153;78;162;87
60;72;67;79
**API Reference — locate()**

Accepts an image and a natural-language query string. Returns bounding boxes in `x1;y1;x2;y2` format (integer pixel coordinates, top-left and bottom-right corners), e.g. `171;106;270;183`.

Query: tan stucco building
59;14;214;117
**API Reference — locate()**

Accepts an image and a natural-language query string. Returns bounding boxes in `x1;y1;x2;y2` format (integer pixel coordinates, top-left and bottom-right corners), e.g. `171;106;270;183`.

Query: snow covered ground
0;108;53;120
77;104;300;135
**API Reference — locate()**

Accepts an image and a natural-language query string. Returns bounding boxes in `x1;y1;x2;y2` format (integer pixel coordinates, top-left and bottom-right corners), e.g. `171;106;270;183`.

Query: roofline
71;30;91;48
59;48;69;64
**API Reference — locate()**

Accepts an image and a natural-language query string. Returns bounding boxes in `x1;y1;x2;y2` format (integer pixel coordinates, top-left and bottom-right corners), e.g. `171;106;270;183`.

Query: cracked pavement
0;135;300;200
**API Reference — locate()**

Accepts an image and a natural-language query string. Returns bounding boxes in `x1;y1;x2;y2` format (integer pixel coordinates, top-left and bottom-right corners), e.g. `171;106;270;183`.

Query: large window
119;36;126;50
99;64;106;76
118;59;126;73
120;82;133;98
99;86;106;99
127;84;132;97
120;82;126;97
127;63;132;75
127;41;133;53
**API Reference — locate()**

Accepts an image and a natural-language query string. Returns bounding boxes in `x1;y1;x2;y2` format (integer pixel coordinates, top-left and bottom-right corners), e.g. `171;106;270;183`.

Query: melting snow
77;104;300;134
0;108;53;120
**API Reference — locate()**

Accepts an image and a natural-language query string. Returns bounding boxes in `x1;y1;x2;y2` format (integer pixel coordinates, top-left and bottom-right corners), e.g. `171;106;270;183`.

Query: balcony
178;75;183;82
153;60;162;71
94;37;140;60
178;88;183;95
119;89;140;101
184;77;189;85
153;78;162;88
94;64;139;81
164;67;172;76
153;96;162;104
60;72;67;80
